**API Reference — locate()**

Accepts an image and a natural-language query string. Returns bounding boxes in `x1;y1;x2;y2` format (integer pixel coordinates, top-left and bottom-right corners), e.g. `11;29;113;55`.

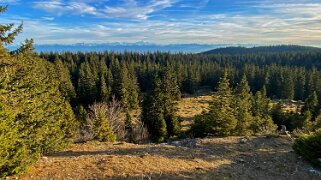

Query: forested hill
202;45;321;55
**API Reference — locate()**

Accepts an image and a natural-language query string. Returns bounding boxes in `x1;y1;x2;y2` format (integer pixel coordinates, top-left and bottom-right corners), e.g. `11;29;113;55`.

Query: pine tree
302;91;319;118
161;67;181;136
125;111;133;142
99;75;109;102
192;72;237;136
77;61;98;106
94;108;116;142
141;75;167;142
54;55;77;106
252;86;277;133
234;75;254;135
302;111;313;131
0;26;77;177
1;7;77;176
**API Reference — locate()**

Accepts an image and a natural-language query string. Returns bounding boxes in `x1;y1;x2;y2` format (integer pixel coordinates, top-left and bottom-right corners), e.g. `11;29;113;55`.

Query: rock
308;168;321;177
236;158;245;163
240;138;247;144
169;139;198;148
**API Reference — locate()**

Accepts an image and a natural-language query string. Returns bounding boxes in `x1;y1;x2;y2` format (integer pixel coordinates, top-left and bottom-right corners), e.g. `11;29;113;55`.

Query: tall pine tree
234;75;254;135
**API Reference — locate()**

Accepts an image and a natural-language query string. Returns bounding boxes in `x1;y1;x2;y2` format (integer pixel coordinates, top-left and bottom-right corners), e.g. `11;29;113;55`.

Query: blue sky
1;0;321;46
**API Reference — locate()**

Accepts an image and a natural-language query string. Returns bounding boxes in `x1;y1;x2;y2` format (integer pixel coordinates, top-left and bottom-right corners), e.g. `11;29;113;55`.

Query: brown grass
10;136;320;179
8;94;316;179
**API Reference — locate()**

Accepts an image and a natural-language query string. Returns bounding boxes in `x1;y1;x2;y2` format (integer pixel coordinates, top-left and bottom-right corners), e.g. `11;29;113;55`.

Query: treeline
203;45;321;55
39;50;321;106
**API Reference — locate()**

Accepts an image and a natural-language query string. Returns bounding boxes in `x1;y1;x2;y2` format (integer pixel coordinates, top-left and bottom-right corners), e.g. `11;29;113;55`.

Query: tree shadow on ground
45;136;320;180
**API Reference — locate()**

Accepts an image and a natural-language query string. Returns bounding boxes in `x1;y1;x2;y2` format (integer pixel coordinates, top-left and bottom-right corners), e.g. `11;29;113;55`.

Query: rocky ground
10;136;321;180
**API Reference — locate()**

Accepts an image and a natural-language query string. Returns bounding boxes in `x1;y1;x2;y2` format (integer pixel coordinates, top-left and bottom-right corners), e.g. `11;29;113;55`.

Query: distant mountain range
6;43;321;54
6;42;253;53
202;45;321;55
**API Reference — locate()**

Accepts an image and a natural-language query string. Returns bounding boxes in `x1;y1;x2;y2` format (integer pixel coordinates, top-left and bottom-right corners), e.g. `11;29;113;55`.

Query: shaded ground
11;136;320;179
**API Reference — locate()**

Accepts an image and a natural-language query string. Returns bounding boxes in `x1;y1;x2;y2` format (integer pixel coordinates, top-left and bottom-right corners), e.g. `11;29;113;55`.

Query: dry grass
176;95;212;131
8;94;316;179
10;136;320;179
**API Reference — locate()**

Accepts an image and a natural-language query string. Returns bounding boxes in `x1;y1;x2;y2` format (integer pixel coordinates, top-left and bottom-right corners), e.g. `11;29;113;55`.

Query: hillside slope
203;45;321;55
9;136;321;179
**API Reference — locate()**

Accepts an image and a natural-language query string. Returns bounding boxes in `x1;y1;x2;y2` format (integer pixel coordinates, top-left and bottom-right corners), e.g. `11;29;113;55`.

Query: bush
293;129;321;168
78;99;125;143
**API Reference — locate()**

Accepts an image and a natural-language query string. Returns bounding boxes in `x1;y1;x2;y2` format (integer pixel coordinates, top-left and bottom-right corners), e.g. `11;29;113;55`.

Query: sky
1;0;321;46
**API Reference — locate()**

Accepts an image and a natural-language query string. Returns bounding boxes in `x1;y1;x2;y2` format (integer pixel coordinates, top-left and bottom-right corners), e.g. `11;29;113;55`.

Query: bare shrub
131;121;149;144
77;97;126;142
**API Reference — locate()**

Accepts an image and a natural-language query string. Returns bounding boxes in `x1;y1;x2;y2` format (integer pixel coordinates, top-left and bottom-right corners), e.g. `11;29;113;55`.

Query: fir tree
192;72;237;136
77;61;98;106
302;91;319;118
99;75;109;103
0;12;77;176
54;55;77;107
141;75;167;142
234;75;254;135
251;86;277;133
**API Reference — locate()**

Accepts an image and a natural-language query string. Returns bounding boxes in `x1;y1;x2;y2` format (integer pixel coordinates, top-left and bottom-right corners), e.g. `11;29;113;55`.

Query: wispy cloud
3;0;321;47
33;0;176;20
33;0;99;16
103;0;174;20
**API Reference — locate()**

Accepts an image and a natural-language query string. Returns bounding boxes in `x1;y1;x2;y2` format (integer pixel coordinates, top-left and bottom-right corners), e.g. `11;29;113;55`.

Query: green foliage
99;75;110;102
192;73;237;136
293;129;321;168
54;56;77;106
111;60;139;110
234;75;254;135
94;109;116;142
77;61;98;106
125;111;133;142
302;111;313;131
0;8;76;177
252;87;277;133
302;91;319;118
0;5;23;46
141;75;167;142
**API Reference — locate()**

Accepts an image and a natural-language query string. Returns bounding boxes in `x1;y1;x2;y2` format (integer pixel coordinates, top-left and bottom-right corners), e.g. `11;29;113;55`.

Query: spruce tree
141;75;167;142
54;55;77;107
251;87;277;133
192;72;237;136
94;108;116;142
302;91;319;118
77;61;98;106
161;67;181;136
234;75;254;135
99;75;109;103
0;14;77;176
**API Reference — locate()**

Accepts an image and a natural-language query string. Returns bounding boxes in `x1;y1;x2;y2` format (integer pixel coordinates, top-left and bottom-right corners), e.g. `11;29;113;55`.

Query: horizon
1;0;321;48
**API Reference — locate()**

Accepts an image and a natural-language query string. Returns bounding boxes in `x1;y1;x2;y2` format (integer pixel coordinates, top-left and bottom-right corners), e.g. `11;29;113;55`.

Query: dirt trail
10;136;320;179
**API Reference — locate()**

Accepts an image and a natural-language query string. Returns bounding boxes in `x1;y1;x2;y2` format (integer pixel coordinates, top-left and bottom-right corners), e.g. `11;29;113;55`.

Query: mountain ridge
202;45;321;55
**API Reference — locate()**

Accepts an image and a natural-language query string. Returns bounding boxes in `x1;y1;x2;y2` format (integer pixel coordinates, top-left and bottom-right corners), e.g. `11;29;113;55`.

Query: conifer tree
251;86;277;133
54;55;77;106
99;75;109;103
141;75;167;142
0;10;77;176
192;72;237;136
161;67;181;136
125;111;133;142
93;108;116;142
234;75;254;135
77;61;98;105
302;111;313;131
302;91;319;118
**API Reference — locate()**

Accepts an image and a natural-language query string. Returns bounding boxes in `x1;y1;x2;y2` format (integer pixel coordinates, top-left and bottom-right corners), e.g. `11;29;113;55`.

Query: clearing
11;136;320;179
8;94;320;179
